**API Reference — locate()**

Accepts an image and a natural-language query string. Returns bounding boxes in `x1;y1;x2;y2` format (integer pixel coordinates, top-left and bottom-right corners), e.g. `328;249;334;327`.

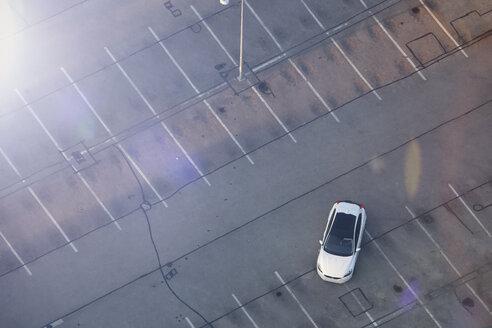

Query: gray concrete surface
0;0;491;327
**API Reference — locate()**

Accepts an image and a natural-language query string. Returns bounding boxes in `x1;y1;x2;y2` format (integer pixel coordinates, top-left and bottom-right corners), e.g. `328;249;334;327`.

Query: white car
317;201;367;283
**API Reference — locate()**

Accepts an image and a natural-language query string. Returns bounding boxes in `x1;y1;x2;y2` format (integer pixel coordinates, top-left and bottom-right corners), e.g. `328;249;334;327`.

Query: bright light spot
0;2;22;83
404;140;421;199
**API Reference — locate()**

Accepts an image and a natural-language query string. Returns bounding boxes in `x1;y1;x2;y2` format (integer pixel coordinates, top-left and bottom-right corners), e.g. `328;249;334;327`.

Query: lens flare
404;140;421;199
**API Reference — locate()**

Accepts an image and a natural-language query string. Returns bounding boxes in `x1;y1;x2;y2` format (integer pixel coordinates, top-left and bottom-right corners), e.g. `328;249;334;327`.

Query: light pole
220;0;244;81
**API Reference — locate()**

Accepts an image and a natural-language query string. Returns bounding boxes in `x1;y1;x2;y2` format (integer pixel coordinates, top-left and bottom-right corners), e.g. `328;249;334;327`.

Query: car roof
330;212;356;239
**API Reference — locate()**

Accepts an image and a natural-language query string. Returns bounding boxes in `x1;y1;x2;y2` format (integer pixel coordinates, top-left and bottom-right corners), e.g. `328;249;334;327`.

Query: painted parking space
119;123;201;197
114;42;198;112
28;168;114;239
81;146;153;216
246;0;322;51
162;23;237;93
374;0;463;66
75;64;154;137
26;84;110;149
0;189;66;269
291;40;374;109
255;60;330;129
204;88;288;152
0;109;63;178
334;17;420;88
164;102;245;174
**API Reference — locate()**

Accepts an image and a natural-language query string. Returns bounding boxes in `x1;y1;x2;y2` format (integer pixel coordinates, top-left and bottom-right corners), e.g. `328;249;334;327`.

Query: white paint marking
14;91;79;251
185;317;196;328
300;0;382;101
406;206;492;317
418;0;468;58
247;1;340;122
29;187;78;252
358;0;426;81
0;230;32;275
148;27;254;165
78;174;122;230
190;5;237;66
252;87;296;142
365;230;441;327
15;89;61;149
331;39;382;100
62;66;169;207
17;84;126;227
204;99;255;164
275;271;320;328
48;319;64;327
252;53;287;72
448;184;491;237
344;284;377;326
105;46;211;186
245;0;283;51
232;294;260;328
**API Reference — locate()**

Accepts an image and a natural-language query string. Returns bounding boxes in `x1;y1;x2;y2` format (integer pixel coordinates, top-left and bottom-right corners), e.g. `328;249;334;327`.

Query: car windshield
324;213;356;256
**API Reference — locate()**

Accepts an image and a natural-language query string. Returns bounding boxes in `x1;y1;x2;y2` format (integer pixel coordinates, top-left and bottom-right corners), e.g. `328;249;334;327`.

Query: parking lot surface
0;0;491;327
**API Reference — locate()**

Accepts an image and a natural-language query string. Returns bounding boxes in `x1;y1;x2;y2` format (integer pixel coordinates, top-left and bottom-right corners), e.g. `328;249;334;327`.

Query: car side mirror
319;240;323;245
356;247;361;252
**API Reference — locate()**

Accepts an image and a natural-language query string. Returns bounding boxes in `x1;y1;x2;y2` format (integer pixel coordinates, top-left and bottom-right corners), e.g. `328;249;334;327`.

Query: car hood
317;250;354;278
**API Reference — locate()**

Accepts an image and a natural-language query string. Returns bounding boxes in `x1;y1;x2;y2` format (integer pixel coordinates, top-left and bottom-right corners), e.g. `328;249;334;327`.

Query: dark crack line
113;145;214;328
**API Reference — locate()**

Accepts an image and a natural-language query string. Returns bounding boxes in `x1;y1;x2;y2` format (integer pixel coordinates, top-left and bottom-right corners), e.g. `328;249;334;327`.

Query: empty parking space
164;102;245;174
291;40;374;108
75;65;154;136
300;0;367;30
256;60;330;129
28;167;115;238
246;0;321;51
0;189;67;270
204;88;288;152
335;18;419;88
111;43;198;113
27;84;110;149
374;221;458;297
162;24;235;93
190;3;279;68
119;124;201;197
81;146;150;216
0;109;63;177
375;0;462;66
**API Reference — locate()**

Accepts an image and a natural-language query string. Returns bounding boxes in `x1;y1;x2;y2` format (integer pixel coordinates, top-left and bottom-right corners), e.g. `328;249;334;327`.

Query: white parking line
343;284;378;326
61;67;169;207
190;6;236;65
300;0;382;101
147;27;255;165
232;294;260;328
15;88;125;228
365;230;442;327
274;271;320;328
0;230;32;275
406;206;492;317
448;184;491;237
189;7;297;143
11;93;80;252
104;47;211;187
185;317;196;328
359;0;427;81
245;0;340;123
418;0;468;58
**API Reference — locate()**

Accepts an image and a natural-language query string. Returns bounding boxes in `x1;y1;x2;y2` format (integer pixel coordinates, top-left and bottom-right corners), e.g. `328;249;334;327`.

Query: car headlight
317;264;323;273
343;269;352;277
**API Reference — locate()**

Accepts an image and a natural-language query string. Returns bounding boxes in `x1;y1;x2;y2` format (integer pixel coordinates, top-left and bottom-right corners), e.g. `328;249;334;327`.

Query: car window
323;209;337;240
323;213;356;256
355;214;362;247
